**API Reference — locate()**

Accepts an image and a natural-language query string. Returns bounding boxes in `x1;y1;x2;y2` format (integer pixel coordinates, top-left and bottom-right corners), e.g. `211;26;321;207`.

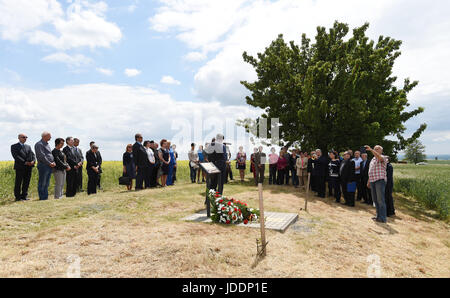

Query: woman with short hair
122;144;136;191
158;139;170;187
236;146;247;182
52;138;71;199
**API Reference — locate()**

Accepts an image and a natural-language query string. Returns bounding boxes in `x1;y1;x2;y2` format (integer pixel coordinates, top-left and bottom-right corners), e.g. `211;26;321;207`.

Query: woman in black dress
122;144;136;191
158;139;170;187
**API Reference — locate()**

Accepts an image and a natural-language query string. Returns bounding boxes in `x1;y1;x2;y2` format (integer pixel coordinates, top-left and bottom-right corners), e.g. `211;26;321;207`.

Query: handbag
347;181;357;192
119;176;131;185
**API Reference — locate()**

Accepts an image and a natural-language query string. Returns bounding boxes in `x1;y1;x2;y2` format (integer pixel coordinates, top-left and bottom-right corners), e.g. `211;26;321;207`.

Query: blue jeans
371;179;387;222
290;168;298;186
37;163;52;200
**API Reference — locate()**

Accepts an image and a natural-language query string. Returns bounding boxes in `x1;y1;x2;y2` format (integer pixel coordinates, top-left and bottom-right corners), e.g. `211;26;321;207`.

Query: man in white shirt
188;143;199;183
144;140;156;188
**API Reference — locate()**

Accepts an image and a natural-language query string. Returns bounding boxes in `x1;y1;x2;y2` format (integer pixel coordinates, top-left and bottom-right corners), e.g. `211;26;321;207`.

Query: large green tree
240;21;426;156
405;139;426;164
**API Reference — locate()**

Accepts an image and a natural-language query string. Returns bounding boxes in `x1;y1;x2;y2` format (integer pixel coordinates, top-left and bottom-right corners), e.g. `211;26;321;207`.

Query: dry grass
0;180;449;278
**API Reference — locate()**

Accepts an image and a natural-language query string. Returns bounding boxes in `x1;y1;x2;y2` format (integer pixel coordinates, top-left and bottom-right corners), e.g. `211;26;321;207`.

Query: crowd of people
11;131;395;223
122;134;179;190
11;132;103;201
242;145;395;223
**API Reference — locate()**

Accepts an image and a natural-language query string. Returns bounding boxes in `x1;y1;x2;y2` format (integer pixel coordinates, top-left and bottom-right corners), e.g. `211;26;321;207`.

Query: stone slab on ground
183;210;298;232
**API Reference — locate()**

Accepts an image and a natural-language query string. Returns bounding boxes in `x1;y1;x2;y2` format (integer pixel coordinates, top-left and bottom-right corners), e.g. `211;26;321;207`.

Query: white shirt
146;147;155;164
352;157;363;174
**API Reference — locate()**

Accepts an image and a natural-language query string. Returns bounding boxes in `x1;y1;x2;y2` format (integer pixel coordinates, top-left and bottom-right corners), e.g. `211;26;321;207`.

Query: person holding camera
366;145;388;223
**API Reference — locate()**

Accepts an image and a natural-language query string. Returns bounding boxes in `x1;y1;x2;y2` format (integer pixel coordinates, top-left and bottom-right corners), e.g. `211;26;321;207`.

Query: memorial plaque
183;210;298;232
200;162;221;174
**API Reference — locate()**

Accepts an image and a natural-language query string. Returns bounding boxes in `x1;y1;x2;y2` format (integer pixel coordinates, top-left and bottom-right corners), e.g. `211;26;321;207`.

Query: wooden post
205;175;211;217
258;183;266;257
305;173;311;211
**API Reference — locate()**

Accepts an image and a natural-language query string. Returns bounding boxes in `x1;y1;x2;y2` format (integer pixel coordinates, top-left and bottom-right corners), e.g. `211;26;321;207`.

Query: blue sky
0;0;449;160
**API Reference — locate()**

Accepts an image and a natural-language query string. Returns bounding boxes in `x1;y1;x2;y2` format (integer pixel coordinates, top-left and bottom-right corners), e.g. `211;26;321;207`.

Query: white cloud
160;75;181;85
96;67;114;76
124;68;141;77
184;51;207;62
0;0;122;50
42;52;93;67
150;0;450;107
3;68;21;82
0;84;262;160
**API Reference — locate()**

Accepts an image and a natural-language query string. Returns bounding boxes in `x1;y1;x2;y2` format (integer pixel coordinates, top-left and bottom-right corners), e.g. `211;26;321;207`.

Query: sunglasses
20;136;28;139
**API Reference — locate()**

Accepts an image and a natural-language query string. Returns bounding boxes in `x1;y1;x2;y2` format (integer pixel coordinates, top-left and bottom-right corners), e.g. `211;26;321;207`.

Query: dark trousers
228;163;233;180
136;166;148;190
87;171;99;195
173;166;177;182
14;167;32;200
97;172;102;188
341;182;355;206
66;169;78;197
385;184;395;216
316;175;326;197
290;168;298;186
210;161;226;194
284;169;290;185
355;174;363;200
225;163;233;183
361;178;372;204
144;165;153;188
329;177;341;202
277;169;286;185
269;164;277;184
254;165;265;185
189;164;197;182
151;165;159;187
310;174;317;192
76;167;83;191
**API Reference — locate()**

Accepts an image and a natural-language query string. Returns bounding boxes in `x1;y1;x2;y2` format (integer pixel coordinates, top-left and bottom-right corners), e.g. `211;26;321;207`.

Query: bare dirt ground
0;182;449;277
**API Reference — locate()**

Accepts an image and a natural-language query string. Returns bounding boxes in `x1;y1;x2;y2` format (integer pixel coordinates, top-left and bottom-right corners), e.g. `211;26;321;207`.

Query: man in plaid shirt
366;145;388;223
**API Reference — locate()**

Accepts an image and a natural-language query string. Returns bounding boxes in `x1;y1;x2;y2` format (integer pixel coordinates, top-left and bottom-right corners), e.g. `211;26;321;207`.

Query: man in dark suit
63;137;80;197
204;134;227;195
254;146;267;186
340;151;356;206
87;141;103;190
86;144;101;195
74;138;84;192
385;158;395;216
11;133;36;201
132;133;148;190
360;152;372;204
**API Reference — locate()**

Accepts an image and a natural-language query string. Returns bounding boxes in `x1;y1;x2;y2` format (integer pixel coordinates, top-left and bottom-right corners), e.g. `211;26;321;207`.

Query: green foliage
404;139;427;164
240;21;426;156
394;164;449;220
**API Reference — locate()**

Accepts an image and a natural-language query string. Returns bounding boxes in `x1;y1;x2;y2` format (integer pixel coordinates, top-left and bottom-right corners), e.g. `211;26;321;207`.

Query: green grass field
1;160;449;220
394;163;450;220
